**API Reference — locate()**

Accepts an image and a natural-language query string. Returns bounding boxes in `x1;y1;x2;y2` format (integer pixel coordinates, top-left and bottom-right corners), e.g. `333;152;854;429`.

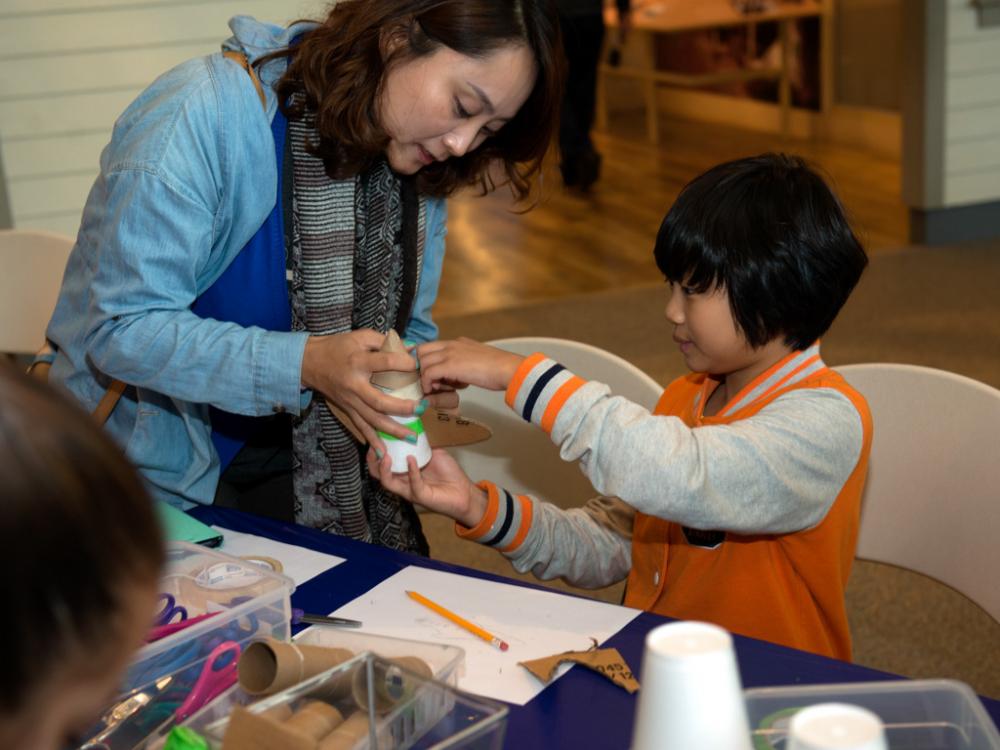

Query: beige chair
839;363;1000;623
0;229;74;354
450;337;663;509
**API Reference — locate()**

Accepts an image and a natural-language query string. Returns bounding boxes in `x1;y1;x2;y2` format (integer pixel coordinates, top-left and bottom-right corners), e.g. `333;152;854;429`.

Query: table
191;505;1000;748
599;0;826;143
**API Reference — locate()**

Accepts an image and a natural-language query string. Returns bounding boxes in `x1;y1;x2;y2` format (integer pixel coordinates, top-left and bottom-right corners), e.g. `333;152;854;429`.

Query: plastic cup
630;621;752;750
787;703;888;750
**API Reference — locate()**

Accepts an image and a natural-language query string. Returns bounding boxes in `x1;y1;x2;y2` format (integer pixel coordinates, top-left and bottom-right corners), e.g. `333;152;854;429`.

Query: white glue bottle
371;331;432;473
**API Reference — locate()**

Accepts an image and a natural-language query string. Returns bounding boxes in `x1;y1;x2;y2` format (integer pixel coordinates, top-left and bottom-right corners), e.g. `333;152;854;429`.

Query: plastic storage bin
76;542;295;749
194;652;507;749
745;679;1000;750
126;542;296;691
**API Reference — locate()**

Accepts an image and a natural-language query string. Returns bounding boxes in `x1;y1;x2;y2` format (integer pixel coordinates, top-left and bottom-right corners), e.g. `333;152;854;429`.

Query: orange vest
624;367;872;660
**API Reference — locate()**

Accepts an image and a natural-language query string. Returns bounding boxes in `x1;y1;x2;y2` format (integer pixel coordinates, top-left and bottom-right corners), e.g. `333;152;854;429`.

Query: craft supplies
290;608;362;628
238;637;355;696
371;331;432;472
406;590;509;651
147;612;220;643
155;593;188;626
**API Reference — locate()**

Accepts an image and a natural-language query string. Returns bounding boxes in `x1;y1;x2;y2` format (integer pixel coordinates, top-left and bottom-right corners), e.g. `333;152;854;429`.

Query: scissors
80;641;241;750
154;593;188;627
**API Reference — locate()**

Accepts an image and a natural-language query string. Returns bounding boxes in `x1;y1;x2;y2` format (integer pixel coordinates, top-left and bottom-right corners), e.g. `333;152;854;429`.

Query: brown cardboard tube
239;638;354;696
351;656;433;714
258;703;294;722
221;705;315;750
316;711;371;750
282;700;345;741
370;330;420;391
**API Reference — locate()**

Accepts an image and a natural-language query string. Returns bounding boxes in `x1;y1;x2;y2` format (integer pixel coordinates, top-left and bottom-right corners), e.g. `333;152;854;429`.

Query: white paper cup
787;703;888;750
630;621;752;750
375;381;432;473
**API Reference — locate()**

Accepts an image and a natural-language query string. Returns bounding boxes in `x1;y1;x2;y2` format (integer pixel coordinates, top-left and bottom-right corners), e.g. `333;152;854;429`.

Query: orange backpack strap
222;50;267;110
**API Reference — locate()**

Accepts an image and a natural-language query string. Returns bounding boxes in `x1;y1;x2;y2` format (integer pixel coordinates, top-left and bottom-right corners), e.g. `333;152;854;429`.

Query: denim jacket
46;17;448;508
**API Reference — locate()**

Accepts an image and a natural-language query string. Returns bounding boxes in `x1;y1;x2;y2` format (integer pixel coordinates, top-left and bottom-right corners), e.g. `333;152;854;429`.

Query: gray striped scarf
286;100;429;554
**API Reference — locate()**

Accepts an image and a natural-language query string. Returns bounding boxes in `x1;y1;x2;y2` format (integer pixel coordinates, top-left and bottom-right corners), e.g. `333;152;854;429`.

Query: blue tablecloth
190;506;1000;748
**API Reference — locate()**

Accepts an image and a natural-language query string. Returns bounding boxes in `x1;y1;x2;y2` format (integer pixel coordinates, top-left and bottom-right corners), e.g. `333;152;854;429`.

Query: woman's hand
367;448;488;529
301;329;425;449
416;338;523;395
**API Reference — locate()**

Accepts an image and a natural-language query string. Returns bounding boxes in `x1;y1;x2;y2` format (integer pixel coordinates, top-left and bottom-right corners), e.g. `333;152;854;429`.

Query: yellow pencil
406;590;509;652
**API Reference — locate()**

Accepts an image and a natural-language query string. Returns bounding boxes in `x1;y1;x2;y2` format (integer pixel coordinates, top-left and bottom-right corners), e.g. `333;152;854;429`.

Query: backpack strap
222;50;268;110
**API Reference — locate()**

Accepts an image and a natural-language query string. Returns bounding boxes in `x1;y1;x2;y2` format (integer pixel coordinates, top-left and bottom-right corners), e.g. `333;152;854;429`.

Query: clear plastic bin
76;542;295;749
194;652;507;750
125;542;295;692
745;679;1000;749
294;626;466;688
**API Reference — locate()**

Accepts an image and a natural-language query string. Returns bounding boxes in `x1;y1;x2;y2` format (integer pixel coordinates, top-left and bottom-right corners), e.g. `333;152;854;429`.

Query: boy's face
665;281;790;382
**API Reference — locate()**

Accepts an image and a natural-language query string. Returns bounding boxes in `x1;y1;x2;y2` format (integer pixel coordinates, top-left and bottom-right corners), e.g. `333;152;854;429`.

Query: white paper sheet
330;566;641;705
213;526;345;587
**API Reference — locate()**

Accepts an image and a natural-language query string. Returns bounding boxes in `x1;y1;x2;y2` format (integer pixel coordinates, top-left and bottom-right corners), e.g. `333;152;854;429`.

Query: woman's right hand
301;329;424;449
367;448;488;529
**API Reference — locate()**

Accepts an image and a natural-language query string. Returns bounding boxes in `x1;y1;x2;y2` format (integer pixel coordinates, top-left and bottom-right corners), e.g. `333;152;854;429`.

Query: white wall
0;0;323;235
943;0;1000;207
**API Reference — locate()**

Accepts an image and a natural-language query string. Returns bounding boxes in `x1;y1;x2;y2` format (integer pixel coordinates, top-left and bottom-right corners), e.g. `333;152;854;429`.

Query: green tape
163;726;210;750
378;418;425;442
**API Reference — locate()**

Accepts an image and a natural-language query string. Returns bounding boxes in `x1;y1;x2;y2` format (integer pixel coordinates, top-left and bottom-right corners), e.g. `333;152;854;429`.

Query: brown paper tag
519;647;639;694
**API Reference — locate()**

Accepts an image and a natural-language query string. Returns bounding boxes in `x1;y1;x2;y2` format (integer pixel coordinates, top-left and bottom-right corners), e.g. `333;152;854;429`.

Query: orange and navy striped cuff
504;353;586;435
456;481;533;553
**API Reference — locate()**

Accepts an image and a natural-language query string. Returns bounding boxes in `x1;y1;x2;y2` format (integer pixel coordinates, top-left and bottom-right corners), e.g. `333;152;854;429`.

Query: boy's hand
367;448;488;529
416;338;524;394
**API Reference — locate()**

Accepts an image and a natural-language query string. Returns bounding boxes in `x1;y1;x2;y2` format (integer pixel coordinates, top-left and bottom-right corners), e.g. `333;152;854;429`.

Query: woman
44;0;562;553
0;365;164;750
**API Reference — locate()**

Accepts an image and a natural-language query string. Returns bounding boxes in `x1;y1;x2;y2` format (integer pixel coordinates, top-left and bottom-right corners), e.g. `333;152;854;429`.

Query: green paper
157;501;223;548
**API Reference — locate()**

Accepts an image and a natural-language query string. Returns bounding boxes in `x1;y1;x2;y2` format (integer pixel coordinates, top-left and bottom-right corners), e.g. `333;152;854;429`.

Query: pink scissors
175;640;241;722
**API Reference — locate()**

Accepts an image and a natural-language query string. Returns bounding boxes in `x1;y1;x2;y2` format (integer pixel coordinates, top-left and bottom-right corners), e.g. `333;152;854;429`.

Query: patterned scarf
285;97;429;554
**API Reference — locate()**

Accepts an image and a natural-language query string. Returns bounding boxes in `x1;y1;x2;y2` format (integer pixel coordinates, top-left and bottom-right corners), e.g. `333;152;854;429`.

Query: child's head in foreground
654;152;868;376
0;365;164;750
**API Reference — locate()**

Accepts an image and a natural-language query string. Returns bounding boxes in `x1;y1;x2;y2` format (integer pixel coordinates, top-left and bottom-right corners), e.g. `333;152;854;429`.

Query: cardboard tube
239;638;354;696
351;656;433;714
258;703;294;723
370;330;419;391
221;705;316;750
316;711;371;750
282;701;345;741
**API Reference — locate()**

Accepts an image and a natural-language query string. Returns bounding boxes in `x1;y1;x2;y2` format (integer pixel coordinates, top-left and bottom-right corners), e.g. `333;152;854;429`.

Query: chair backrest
450;337;663;509
838;362;1000;622
0;229;74;354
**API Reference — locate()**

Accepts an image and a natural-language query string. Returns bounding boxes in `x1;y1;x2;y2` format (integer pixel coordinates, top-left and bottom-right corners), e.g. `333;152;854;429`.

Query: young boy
369;153;872;660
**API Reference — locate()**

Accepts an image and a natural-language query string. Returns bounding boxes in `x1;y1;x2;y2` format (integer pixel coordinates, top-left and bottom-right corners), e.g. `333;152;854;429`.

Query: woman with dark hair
43;0;563;553
0;364;164;750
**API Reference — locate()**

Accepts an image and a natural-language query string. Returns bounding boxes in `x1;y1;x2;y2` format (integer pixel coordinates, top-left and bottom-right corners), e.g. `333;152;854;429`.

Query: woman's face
379;42;536;175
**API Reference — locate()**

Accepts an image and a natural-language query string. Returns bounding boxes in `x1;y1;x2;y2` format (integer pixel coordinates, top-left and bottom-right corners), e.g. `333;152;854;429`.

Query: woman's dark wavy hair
654;153;868;351
0;365;164;714
262;0;563;201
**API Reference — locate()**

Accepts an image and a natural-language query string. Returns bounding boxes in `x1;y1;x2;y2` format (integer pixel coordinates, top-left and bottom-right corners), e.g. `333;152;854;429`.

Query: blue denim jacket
46;17;448;508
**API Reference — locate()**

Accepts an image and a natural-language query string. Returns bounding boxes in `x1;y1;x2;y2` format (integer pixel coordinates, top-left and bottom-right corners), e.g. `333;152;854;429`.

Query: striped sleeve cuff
504;353;586;434
456;481;533;553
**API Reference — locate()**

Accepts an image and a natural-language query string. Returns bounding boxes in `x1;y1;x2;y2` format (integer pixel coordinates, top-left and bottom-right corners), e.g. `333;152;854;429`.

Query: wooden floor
437;112;907;319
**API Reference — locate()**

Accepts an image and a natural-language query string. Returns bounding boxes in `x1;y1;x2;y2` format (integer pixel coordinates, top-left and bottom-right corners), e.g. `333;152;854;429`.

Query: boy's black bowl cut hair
653;153;868;351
